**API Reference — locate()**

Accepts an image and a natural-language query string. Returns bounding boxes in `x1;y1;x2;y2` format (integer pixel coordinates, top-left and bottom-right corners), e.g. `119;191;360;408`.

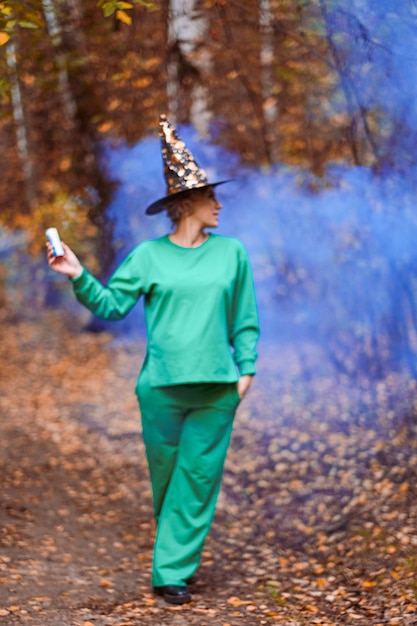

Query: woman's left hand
237;375;253;400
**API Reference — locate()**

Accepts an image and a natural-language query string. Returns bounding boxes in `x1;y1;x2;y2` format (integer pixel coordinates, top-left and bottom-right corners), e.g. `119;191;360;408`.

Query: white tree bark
260;0;278;161
6;38;35;210
42;0;77;122
167;0;211;134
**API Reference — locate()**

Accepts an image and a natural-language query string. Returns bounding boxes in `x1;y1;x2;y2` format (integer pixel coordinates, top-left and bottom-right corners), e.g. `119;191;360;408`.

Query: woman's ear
182;198;194;217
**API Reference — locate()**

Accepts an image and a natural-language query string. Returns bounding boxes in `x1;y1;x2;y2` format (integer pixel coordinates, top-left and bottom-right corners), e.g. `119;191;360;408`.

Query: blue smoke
322;0;417;167
101;2;417;379
102;129;417;379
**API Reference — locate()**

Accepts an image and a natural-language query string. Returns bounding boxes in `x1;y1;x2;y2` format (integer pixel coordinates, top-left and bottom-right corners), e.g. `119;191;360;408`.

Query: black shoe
154;585;192;605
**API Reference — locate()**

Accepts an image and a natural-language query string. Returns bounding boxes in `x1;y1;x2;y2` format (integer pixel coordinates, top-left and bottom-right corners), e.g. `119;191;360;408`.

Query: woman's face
188;187;222;228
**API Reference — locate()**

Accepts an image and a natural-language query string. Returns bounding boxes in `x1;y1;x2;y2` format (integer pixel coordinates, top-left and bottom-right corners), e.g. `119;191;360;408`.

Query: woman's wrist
69;267;83;280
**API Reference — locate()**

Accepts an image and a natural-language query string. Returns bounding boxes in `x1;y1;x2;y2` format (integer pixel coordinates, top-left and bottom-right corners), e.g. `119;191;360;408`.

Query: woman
47;115;259;605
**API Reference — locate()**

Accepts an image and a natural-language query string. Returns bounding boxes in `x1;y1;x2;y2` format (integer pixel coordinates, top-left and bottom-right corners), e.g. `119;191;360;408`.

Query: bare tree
317;0;380;164
5;35;35;211
41;0;77;124
167;0;211;132
259;0;279;161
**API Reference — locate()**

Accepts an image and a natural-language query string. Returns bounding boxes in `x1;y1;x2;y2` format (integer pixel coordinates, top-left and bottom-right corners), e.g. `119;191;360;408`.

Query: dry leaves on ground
1;313;417;625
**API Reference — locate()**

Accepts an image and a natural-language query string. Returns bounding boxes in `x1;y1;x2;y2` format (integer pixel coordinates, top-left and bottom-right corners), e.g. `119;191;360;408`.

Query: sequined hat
145;114;230;215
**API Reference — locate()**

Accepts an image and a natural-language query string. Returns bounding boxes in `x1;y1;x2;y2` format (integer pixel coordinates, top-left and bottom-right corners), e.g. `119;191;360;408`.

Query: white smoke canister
46;227;65;257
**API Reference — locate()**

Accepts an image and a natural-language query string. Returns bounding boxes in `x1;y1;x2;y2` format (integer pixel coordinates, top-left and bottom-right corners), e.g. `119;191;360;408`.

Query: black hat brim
145;180;231;215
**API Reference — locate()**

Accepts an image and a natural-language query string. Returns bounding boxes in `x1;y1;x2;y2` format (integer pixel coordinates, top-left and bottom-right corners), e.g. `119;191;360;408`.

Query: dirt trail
1;314;417;625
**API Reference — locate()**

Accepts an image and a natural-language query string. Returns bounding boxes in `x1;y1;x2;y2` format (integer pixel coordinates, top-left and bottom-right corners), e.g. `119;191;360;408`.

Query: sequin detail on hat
159;114;210;195
145;114;230;215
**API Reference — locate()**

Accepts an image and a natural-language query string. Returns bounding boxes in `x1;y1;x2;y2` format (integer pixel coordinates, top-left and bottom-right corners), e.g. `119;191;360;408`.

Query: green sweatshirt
71;233;259;386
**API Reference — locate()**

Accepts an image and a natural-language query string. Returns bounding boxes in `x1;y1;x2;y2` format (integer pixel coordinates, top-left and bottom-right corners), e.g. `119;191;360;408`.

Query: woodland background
2;0;417;381
2;0;408;216
1;0;411;231
3;3;417;624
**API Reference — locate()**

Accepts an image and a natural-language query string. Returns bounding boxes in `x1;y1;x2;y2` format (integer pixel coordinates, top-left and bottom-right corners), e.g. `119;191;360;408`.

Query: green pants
136;366;240;587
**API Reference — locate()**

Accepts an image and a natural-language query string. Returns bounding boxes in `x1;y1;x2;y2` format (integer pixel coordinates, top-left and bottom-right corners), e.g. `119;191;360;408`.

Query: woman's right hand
46;241;83;279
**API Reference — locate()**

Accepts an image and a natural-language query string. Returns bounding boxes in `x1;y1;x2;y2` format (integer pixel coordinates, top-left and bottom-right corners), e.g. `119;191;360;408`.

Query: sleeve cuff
238;360;256;376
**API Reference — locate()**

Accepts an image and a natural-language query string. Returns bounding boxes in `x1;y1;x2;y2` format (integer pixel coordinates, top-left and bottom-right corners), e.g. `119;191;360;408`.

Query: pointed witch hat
145;114;230;215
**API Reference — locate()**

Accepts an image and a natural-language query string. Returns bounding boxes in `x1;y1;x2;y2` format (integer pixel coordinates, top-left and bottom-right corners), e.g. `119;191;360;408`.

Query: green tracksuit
71;233;259;585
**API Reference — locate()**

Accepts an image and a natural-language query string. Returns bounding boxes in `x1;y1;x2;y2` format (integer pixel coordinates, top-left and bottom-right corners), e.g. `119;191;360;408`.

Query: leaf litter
1;312;417;625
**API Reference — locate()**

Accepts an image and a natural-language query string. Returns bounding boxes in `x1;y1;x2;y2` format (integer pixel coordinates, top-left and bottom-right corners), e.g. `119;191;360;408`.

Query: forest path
1;313;417;625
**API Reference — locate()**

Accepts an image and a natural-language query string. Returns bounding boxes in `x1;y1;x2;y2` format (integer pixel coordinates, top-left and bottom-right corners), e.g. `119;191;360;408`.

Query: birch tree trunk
259;0;278;161
41;0;77;124
6;37;35;211
167;0;211;133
